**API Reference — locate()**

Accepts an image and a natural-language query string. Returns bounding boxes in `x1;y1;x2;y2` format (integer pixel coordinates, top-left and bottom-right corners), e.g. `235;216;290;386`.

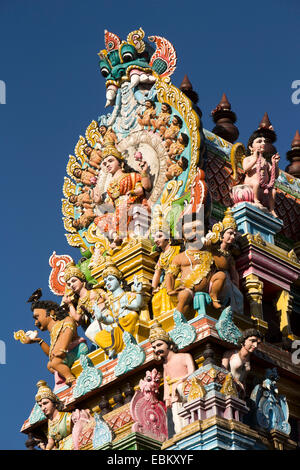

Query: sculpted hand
132;275;143;293
272;153;280;164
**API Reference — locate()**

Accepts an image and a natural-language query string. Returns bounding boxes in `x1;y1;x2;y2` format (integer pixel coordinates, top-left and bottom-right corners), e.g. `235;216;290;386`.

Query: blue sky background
0;0;299;450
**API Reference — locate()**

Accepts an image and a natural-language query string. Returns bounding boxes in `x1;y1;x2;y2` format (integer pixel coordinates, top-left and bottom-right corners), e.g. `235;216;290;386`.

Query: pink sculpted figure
222;328;263;397
242;131;280;216
149;322;195;437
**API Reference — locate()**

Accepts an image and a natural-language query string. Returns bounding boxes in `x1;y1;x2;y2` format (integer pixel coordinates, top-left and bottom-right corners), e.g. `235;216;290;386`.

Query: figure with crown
34;380;94;450
149;321;195;437
62;261;106;331
150;216;181;318
85;258;144;359
92;143;152;247
165;208;243;315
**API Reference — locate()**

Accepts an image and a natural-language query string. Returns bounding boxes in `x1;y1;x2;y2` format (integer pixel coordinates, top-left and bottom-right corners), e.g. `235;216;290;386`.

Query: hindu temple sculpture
222;328;263;397
34;380;94;450
165;208;243;315
18;26;300;452
92;143;152;247
149;321;195;437
85;258;144;359
231;127;280;217
15;289;88;387
62;261;105;331
151;218;181;318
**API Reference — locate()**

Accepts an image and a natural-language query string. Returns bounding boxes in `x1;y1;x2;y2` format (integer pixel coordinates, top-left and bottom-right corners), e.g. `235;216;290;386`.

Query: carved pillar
276;290;295;340
243;274;268;333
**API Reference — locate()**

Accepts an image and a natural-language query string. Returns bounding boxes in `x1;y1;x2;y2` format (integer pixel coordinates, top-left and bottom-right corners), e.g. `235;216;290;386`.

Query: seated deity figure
222;329;263;397
149;321;195;437
167;132;189;160
150;102;172;137
72;167;98;189
95;124;118;148
239;131;280;217
137;99;157;129
17;289;88;387
163;115;183;148
86;259;143;359
83;145;103;170
151;221;181;318
165;209;243;316
93;143;152;246
35;380;93;450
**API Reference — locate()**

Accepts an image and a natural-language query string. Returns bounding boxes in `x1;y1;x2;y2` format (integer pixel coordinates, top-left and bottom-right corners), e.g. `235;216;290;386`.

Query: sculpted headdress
101;143;124;161
35;380;61;405
64;261;86;283
205;208;237;244
102;257;123;280
149;321;171;344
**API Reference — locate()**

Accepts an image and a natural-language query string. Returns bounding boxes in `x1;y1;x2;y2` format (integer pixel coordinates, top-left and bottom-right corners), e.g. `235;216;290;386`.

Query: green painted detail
152;58;167;75
115;332;145;377
99;432;162;450
29;403;46;425
73;354;103;399
169;309;197;349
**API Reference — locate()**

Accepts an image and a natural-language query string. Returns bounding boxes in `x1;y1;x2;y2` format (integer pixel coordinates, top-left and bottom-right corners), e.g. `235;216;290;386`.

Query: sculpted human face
104;275;120;292
102;155;121;175
153;231;169;250
33;308;50;331
38;398;56;419
243;336;261;353
99;125;107;135
151;340;169;360
66;276;84;294
221;228;236;246
250;137;266;154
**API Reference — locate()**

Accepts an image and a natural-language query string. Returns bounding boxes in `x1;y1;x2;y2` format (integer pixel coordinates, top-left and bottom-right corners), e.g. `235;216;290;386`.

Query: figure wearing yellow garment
151;229;181;318
88;260;143;359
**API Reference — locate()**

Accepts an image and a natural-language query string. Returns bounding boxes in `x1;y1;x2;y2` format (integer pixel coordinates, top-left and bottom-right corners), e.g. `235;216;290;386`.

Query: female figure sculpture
93;143;152;246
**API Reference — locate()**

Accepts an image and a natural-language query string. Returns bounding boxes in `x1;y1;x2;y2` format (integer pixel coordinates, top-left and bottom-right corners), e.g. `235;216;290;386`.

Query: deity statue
95;124;118;148
86;259;143;359
93;143;152;247
222;328;263;397
35;380;93;450
62;261;106;331
83;145;103;170
231;130;280;217
149;321;195;437
163;115;183;148
151;222;181;318
137;99;157;129
165;209;243;316
150;102;172;137
17;289;88;386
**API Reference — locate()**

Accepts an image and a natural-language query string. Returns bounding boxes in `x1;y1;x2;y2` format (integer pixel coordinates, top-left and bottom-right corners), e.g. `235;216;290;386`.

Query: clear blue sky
0;0;299;450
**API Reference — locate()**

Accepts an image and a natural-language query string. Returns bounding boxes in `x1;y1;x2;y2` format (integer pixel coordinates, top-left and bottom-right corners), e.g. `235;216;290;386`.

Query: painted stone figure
83;146;103;170
165;209;243;316
231;130;280;217
72;167;98;189
137;99;157;129
163;115;183;148
222;328;263;397
93;143;151;246
242;133;280;216
95;125;118;148
151;225;181;318
35;380;94;450
151;102;172;136
17;289;88;386
87;259;143;359
62;262;106;331
149;321;195;437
